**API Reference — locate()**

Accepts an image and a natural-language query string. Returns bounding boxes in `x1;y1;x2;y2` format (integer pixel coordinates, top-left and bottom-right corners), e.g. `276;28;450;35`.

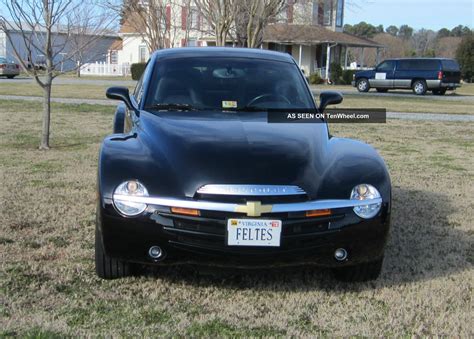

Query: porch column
376;47;381;64
298;44;303;68
360;47;365;68
326;43;331;80
344;46;349;70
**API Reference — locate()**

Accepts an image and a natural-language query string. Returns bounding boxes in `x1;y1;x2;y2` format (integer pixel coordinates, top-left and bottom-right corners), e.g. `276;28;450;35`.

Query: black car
353;58;461;95
97;48;391;281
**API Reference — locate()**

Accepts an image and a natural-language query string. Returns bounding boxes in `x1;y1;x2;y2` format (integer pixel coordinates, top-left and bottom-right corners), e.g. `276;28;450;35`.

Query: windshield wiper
144;103;198;111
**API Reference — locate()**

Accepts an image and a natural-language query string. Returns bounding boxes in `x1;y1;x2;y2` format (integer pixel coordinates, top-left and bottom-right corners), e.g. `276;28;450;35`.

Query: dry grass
331;95;474;114
312;82;474;96
0;83;134;100
0;99;473;336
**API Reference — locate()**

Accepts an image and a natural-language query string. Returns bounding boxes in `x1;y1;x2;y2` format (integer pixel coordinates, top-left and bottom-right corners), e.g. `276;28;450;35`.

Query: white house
110;0;382;78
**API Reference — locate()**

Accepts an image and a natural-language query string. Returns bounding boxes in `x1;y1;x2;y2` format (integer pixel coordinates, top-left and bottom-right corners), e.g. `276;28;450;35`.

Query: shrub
308;72;323;85
131;62;147;80
329;62;343;84
341;70;357;85
456;33;474;83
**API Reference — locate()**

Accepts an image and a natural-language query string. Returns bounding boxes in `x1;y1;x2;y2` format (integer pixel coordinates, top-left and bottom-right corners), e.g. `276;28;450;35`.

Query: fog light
148;246;163;259
334;248;348;261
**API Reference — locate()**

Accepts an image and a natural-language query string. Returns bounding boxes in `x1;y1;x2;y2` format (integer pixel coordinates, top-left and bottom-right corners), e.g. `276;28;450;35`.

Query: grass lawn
312;82;474;96
0;83;135;100
331;95;474;114
1;99;473;336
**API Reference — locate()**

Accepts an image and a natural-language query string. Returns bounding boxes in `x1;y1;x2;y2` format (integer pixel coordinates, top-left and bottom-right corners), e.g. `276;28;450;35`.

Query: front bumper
98;196;391;268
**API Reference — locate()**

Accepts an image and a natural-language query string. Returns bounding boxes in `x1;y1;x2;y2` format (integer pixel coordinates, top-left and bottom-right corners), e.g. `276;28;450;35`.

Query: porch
263;24;383;79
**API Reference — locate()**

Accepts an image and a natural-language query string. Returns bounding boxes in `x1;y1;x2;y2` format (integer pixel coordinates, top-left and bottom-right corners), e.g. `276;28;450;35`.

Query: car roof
151;47;295;63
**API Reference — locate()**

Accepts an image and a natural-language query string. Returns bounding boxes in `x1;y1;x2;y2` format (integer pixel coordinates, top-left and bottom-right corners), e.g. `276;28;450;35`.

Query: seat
155;75;202;105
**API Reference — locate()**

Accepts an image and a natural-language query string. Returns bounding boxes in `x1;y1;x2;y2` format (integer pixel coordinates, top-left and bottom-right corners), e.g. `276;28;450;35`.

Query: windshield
144;57;315;111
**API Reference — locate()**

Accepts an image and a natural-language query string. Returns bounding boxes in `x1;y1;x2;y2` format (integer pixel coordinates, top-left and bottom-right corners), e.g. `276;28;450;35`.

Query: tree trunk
40;74;52;150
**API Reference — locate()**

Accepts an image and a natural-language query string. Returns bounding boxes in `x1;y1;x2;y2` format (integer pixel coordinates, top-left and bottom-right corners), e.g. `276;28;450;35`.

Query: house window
336;0;344;27
190;7;200;30
139;45;147;63
110;50;118;64
323;0;333;26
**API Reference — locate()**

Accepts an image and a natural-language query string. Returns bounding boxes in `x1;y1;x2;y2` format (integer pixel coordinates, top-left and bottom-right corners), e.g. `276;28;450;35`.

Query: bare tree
68;2;117;76
194;0;236;46
234;0;287;48
0;0;118;149
121;0;173;51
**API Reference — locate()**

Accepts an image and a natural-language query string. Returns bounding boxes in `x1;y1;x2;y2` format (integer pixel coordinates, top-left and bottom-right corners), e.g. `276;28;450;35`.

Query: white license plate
227;218;282;247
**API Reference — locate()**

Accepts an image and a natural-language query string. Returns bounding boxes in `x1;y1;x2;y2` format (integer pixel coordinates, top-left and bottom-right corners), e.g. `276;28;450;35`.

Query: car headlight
113;180;149;216
350;184;381;219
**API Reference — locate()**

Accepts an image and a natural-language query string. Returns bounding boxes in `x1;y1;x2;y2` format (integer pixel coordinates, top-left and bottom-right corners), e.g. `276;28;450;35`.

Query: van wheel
376;88;388;93
332;257;384;282
7;75;15;79
356;78;370;92
95;224;133;279
432;89;447;95
412;80;427;95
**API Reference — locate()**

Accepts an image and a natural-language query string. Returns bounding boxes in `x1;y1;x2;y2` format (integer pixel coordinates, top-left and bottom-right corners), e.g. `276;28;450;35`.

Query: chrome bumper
113;194;382;215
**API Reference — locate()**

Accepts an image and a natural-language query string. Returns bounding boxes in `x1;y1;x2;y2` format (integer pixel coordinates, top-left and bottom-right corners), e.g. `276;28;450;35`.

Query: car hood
138;110;330;198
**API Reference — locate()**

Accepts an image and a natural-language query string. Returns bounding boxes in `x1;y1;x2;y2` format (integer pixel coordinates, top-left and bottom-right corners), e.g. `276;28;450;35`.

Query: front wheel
95;224;133;279
412;80;427;95
356;78;370;92
332;257;384;282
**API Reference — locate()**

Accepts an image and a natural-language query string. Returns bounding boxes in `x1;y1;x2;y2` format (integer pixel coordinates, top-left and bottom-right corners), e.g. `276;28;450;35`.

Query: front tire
356;78;370;92
95;224;132;279
332;257;384;282
412;80;427;95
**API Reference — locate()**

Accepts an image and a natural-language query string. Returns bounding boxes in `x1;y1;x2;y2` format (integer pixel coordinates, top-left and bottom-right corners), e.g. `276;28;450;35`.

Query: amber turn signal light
171;207;200;216
305;209;331;217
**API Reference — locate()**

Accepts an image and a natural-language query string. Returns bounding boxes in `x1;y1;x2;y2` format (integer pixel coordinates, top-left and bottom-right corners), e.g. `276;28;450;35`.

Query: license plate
227;218;281;247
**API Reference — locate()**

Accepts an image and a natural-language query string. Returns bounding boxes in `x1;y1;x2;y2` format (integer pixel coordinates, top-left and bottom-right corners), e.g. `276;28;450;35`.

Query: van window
441;59;460;71
377;60;395;72
398;59;440;71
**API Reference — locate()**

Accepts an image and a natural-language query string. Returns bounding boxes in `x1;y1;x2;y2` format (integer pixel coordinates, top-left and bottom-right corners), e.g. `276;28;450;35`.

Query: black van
353;58;461;95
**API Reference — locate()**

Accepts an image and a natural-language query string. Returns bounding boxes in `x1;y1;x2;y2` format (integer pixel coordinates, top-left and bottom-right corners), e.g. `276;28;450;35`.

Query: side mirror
106;86;138;112
319;91;343;112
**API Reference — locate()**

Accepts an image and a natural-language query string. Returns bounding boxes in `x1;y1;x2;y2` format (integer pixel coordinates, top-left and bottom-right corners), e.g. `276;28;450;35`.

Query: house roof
109;38;123;50
119;14;147;34
1;19;118;37
263;24;383;48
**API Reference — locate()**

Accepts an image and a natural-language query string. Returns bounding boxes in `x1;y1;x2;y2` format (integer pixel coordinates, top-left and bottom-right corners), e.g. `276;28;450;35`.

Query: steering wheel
247;93;291;107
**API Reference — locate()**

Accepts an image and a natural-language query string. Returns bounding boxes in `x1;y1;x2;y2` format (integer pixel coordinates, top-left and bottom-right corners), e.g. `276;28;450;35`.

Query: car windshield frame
143;56;316;113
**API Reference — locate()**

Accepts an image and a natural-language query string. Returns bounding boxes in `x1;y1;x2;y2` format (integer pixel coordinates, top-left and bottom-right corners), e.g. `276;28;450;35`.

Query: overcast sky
345;0;474;30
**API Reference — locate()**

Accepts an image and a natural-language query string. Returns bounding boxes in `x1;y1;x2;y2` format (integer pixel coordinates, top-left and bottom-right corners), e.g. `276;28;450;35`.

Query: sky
345;0;474;30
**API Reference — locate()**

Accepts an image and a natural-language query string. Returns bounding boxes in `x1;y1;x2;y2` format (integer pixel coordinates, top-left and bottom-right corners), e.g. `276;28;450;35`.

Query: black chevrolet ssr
97;47;391;281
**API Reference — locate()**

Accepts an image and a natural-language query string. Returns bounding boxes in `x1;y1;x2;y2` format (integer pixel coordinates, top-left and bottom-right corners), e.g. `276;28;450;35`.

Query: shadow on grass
137;186;472;291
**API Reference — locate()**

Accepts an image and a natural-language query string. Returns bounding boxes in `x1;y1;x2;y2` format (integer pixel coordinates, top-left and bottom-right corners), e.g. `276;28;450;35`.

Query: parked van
353;58;461;95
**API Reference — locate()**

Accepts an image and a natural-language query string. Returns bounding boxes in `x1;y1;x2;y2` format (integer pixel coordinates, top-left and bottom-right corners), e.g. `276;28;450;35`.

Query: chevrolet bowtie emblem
235;201;273;217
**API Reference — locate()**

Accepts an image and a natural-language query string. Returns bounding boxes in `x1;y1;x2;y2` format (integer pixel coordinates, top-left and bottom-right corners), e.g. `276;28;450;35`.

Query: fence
80;62;130;76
